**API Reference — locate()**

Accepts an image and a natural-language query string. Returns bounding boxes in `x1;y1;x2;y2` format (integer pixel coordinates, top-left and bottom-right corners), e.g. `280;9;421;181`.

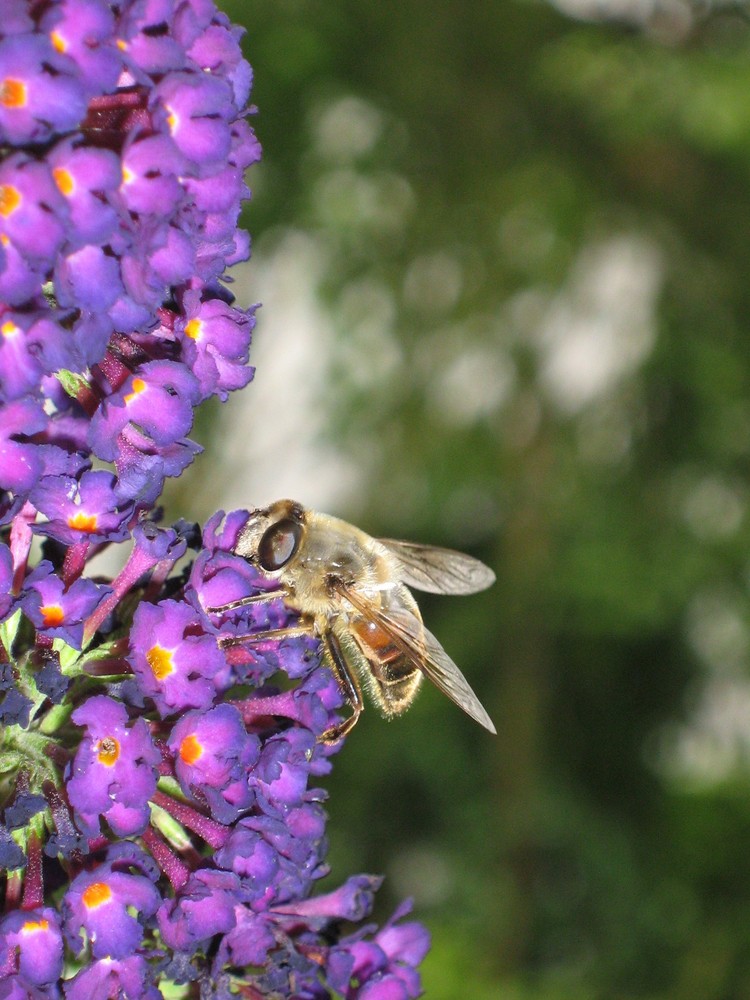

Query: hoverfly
215;500;496;741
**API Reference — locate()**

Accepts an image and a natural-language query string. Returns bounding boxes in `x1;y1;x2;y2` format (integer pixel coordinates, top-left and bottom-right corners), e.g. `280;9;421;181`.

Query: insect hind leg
319;628;363;743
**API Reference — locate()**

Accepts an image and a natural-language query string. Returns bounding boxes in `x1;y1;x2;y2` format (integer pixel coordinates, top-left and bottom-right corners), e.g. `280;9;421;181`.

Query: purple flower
20;561;110;648
328;902;431;1000
156;869;244;951
213;822;281;898
89;361;201;460
213;906;276;970
0;154;67;271
119;132;187;215
31;469;135;545
0;34;86;145
0;397;47;495
154;71;234;169
63;855;160;960
62;955;161;1000
116;0;190;75
252;727;319;811
0;908;64;987
218;803;329;906
66;696;160;837
127;598;227;716
0;311;77;400
168;704;259;823
56;243;124;312
47;139;121;247
177;291;255;401
274;874;383;924
39;0;123;96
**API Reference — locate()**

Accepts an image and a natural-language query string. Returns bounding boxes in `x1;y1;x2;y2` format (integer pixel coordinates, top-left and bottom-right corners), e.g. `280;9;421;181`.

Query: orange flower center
53;166;75;197
67;511;98;533
0;184;21;217
124;377;147;405
21;918;49;935
0;78;27;108
1;320;19;338
40;604;65;627
82;882;112;909
179;734;204;765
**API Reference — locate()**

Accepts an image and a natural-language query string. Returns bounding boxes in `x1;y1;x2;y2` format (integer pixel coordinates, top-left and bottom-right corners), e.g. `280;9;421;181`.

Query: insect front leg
207;588;286;615
217;617;315;648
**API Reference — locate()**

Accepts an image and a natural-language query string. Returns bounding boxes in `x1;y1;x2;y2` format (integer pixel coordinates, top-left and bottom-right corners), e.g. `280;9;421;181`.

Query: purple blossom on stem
19;560;110;648
66;695;160;837
0;0;430;995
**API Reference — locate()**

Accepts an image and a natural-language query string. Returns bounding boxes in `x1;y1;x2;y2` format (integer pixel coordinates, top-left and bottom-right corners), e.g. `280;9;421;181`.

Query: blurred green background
178;0;750;995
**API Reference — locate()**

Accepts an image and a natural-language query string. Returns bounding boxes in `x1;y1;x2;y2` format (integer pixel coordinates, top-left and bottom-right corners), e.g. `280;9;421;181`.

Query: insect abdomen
350;616;422;717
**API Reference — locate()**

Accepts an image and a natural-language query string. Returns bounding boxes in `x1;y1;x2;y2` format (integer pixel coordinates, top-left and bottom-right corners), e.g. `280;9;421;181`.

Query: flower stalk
0;0;429;996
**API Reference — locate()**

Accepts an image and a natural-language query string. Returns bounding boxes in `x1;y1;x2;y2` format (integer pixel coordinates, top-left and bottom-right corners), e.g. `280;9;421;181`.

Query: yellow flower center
95;736;120;767
146;644;175;681
184;318;203;340
50;29;67;53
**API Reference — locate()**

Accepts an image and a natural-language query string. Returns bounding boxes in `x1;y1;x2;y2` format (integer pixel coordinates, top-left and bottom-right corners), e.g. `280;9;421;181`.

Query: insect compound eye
257;518;301;571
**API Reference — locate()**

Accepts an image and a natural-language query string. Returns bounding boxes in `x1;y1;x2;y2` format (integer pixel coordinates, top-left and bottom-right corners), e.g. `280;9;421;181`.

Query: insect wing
340;584;497;734
378;538;496;595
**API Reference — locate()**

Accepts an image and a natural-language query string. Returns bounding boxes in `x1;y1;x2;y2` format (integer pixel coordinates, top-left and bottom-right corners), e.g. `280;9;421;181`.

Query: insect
215;499;496;741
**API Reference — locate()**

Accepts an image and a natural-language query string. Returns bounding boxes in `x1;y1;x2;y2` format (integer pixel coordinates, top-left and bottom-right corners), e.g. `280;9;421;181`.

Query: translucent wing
340;583;497;734
378;538;496;595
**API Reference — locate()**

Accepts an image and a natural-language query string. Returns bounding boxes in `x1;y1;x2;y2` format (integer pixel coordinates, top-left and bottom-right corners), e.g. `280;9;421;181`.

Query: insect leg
218;620;314;647
319;629;363;743
216;614;362;742
208;589;286;614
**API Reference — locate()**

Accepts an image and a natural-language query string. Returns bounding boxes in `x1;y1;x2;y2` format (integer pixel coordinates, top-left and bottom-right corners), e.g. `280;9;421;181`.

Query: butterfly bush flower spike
0;1;430;996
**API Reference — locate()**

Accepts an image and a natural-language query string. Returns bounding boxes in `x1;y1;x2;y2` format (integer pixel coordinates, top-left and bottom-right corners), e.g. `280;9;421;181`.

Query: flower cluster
0;2;429;997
